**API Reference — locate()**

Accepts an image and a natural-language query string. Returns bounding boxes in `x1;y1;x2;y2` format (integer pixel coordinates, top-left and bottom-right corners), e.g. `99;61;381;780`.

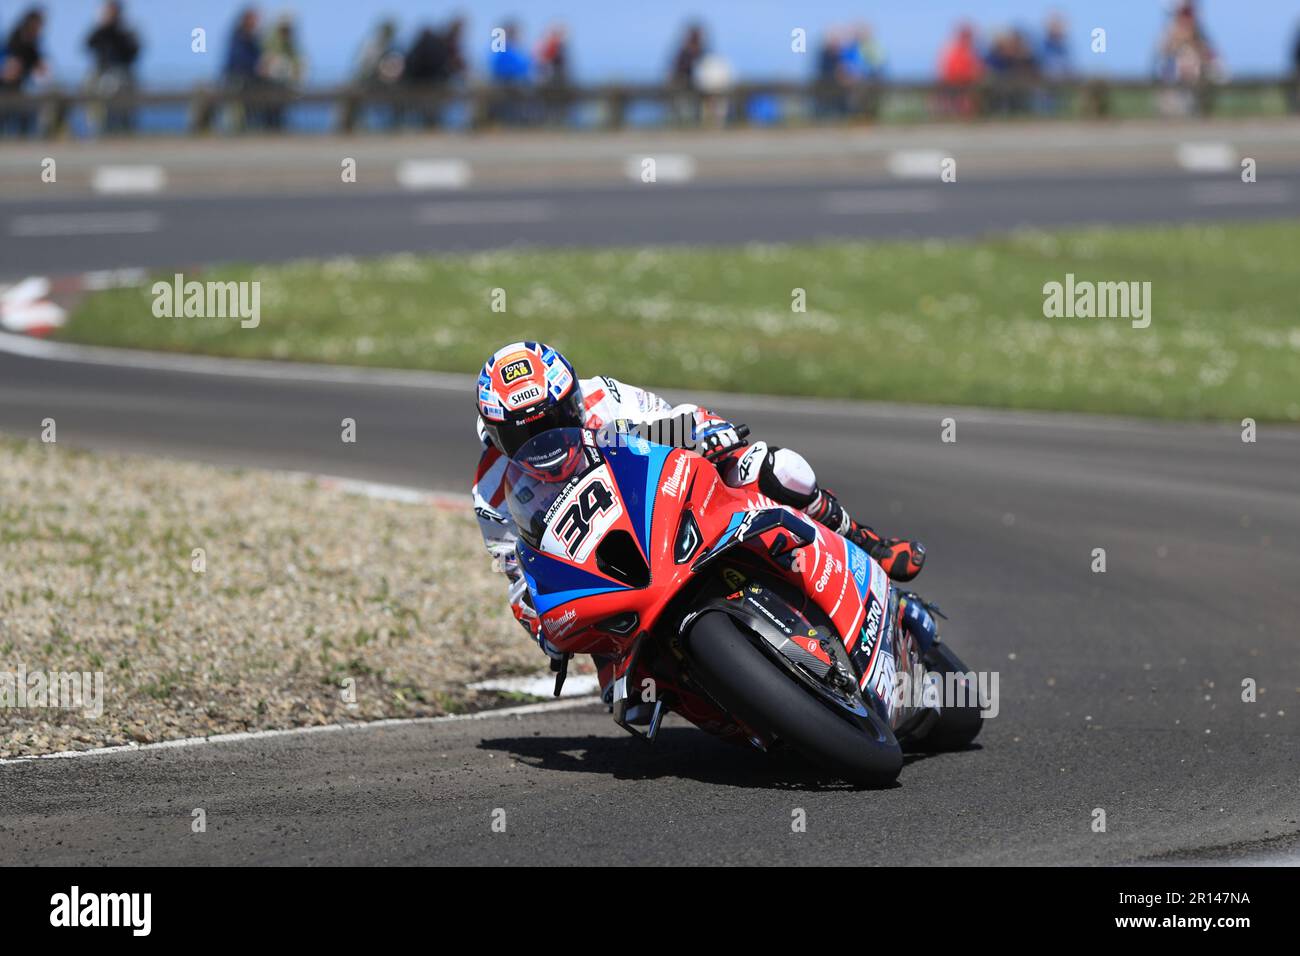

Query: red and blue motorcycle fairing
505;428;971;780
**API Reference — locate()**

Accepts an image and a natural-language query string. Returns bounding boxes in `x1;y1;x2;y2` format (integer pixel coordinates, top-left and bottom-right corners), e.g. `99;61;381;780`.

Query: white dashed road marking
823;189;942;214
8;211;162;237
470;674;602;698
1175;142;1237;172
415;200;552;225
624;154;696;183
91;164;167;194
1189;182;1292;206
886;149;948;179
395;159;472;190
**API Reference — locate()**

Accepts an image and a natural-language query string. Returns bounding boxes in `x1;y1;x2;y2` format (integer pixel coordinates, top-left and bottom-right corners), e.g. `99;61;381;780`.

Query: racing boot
804;489;926;582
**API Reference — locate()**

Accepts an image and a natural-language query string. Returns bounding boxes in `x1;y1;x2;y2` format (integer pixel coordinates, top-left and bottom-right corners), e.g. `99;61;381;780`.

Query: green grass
60;221;1300;421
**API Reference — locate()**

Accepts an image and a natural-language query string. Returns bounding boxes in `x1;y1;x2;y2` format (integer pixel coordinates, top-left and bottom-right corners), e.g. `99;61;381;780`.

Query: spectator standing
535;23;570;125
535;24;568;86
835;23;886;119
488;20;532;125
1;6;48;135
352;19;404;130
842;23;886;81
670;21;705;88
223;6;264;130
1039;13;1071;79
85;1;141;133
404;17;465;127
815;29;849;118
489;20;531;85
1036;13;1071;116
668;21;706;124
1006;28;1040;113
259;14;305;130
1291;22;1300;113
937;23;982;117
1154;1;1221;115
353;19;403;87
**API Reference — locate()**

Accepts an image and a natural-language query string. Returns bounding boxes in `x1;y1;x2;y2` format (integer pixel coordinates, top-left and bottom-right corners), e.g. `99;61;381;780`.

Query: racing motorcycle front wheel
686;611;903;788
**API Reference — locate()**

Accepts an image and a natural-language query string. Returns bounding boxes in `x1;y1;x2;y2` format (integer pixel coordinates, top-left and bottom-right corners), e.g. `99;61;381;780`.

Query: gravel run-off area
0;436;547;758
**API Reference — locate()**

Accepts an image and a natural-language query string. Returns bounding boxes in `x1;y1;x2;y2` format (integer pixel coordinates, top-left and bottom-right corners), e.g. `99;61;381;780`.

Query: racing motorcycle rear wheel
686;611;903;788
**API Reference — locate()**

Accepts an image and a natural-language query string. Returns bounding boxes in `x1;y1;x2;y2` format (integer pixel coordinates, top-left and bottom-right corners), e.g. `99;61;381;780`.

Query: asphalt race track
4;167;1300;280
1;343;1297;865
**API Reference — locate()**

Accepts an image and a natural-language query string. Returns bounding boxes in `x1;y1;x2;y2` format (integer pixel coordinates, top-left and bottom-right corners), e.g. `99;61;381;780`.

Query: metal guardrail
0;75;1294;137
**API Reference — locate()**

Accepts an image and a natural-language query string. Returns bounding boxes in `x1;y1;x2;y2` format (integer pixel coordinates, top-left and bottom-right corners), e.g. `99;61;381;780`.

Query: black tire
916;641;984;751
686;611;902;787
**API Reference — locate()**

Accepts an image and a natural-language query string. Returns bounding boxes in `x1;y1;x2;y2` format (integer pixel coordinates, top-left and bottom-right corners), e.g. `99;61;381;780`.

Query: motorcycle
503;426;983;787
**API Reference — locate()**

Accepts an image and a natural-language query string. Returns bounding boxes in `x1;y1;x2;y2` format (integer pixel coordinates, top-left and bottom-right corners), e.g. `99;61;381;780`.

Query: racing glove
694;417;747;463
501;555;566;660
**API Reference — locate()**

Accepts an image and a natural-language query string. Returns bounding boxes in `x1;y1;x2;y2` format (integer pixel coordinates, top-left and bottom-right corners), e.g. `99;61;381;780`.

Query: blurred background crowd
2;0;1299;136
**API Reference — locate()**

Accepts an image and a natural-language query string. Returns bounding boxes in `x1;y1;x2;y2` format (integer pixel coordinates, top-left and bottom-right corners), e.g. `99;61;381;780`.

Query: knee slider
760;447;819;508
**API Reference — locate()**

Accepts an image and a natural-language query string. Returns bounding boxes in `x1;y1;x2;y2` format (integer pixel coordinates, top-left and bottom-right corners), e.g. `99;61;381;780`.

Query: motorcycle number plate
539;466;624;564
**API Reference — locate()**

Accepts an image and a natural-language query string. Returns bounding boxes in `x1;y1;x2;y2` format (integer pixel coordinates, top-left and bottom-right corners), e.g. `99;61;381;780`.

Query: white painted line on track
624;154;695;183
8;211;162;237
280;471;468;509
0;330;470;390
0;334;1276;439
470;674;602;698
823;189;941;214
1175;142;1237;172
0;695;602;765
415;200;552;225
91;165;167;194
396;159;471;190
1189;182;1292;206
886;149;948;179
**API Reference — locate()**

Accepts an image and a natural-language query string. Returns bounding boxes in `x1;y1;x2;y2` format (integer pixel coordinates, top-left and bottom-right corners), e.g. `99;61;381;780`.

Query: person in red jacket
937;22;983;117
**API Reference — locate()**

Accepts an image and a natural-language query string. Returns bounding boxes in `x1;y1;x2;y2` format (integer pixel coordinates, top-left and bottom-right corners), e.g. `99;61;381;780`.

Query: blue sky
9;0;1300;87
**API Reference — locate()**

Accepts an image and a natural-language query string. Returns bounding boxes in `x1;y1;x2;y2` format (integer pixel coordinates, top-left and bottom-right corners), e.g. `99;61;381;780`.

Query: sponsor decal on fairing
540;467;624;563
660;453;689;499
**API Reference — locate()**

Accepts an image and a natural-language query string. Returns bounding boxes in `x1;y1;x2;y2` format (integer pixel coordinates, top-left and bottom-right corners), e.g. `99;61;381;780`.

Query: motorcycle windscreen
506;428;651;616
503;427;602;550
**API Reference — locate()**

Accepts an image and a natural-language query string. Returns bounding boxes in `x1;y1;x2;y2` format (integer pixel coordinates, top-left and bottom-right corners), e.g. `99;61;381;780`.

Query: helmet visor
488;387;583;458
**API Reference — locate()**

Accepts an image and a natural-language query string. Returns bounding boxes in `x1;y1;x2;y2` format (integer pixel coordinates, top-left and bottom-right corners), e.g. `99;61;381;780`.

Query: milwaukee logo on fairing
544;607;578;637
661;455;688;498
